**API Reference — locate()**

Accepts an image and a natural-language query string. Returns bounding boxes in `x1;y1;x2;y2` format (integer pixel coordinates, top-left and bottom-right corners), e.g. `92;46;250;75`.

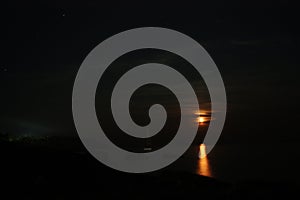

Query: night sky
1;0;300;182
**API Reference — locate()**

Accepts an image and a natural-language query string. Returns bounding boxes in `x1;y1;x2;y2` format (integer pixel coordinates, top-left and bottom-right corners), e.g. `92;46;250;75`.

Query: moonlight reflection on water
197;144;212;177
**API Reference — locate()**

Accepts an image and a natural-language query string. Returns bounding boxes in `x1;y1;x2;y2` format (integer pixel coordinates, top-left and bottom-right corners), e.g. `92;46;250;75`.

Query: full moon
198;117;205;123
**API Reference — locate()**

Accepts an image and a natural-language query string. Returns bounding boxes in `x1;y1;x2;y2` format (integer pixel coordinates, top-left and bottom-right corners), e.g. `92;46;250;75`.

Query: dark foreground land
0;136;298;199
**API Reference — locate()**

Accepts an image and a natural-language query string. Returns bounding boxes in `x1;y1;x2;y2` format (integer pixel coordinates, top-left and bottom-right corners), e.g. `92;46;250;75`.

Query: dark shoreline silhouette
0;135;298;199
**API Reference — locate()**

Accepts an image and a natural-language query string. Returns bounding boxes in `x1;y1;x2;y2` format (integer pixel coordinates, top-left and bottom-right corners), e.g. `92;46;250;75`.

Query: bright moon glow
198;144;207;159
198;117;205;123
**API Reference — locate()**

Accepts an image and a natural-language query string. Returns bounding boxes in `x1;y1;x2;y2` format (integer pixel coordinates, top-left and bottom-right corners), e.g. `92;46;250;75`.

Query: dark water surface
172;143;300;183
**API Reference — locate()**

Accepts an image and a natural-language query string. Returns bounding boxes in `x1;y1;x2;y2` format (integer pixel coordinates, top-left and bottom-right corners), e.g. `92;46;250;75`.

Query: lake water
169;143;300;183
